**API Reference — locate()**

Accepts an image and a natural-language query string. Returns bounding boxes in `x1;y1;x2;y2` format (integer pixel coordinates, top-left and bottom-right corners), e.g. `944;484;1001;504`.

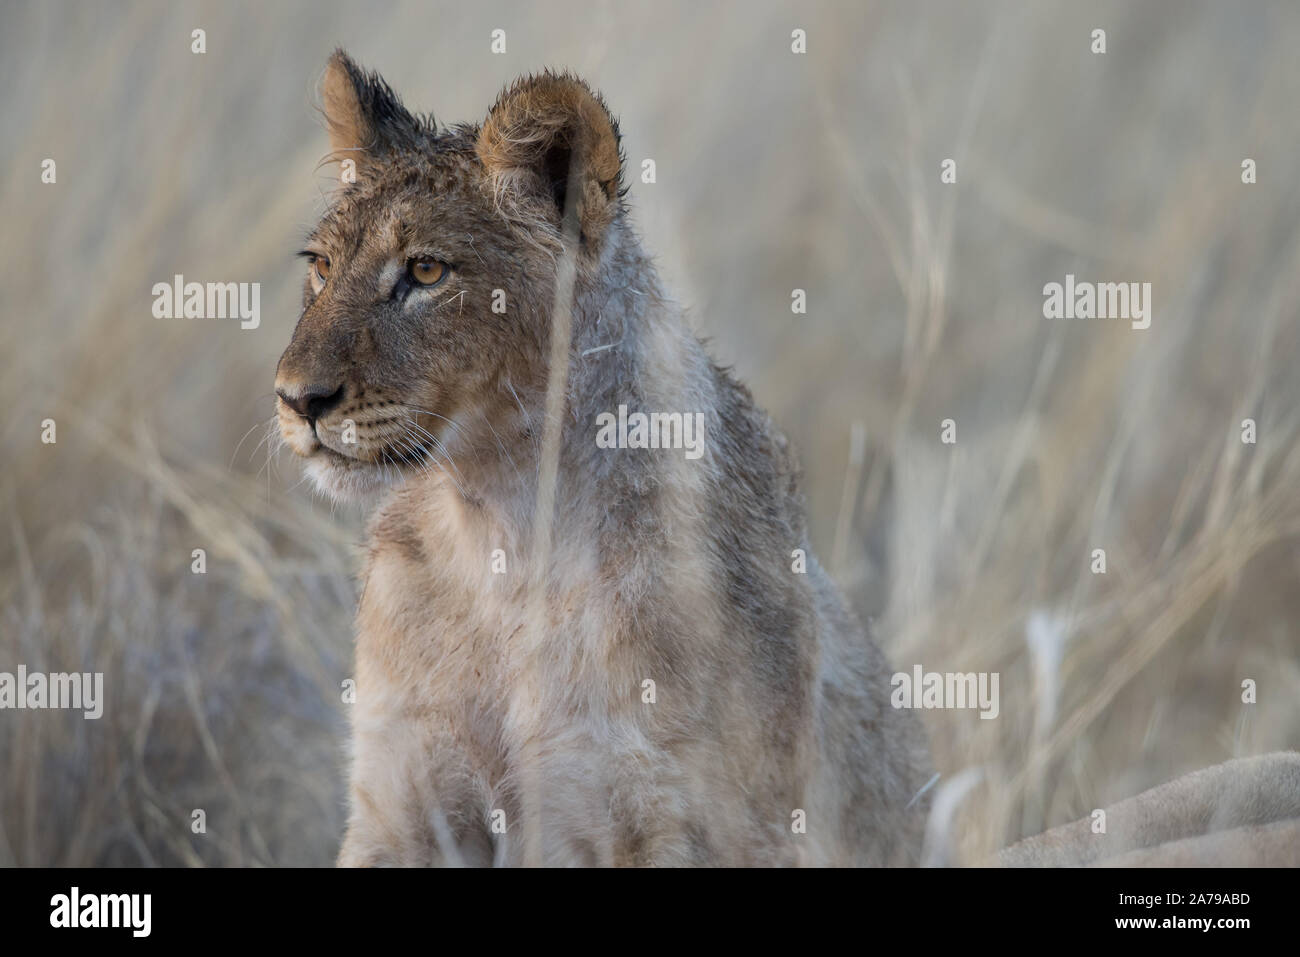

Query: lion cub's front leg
337;706;495;867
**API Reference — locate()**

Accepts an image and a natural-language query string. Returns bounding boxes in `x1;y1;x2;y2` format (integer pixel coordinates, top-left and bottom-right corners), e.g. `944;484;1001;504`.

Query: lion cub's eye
409;259;448;287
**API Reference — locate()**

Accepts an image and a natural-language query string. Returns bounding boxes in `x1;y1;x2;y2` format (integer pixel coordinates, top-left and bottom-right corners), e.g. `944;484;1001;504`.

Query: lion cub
274;51;932;866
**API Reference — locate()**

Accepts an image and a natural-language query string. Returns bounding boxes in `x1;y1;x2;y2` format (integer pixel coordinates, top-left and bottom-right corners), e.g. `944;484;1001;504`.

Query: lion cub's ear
477;72;624;245
320;49;423;172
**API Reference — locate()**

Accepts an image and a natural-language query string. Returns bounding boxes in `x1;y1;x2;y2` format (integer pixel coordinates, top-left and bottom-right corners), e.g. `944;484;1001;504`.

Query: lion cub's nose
277;383;346;423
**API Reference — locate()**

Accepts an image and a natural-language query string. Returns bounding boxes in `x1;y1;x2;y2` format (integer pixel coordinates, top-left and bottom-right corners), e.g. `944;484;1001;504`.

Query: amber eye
409;259;447;287
312;255;331;284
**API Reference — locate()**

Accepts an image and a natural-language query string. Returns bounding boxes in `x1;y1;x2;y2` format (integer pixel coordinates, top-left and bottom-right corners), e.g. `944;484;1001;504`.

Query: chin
304;451;404;505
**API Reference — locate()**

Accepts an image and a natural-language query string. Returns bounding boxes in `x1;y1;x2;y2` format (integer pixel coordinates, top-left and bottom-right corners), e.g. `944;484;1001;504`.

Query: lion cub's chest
353;489;633;767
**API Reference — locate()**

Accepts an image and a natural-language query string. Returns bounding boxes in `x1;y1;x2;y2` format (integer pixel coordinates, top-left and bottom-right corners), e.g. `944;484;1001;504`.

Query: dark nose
277;384;345;422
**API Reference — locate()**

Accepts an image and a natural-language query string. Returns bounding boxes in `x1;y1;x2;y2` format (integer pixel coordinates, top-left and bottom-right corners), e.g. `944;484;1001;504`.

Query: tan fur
276;52;931;867
996;752;1300;867
320;60;368;156
278;52;1298;870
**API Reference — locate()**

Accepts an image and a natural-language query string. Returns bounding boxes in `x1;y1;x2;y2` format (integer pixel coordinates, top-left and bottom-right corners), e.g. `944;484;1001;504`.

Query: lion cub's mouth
319;436;436;472
280;407;456;502
297;436;429;503
315;416;440;465
272;386;460;502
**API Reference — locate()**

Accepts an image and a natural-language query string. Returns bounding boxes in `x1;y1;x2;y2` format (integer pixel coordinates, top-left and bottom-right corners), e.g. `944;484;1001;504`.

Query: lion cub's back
804;559;932;865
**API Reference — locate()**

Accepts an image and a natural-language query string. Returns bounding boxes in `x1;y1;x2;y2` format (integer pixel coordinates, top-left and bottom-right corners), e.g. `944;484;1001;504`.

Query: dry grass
2;0;1298;865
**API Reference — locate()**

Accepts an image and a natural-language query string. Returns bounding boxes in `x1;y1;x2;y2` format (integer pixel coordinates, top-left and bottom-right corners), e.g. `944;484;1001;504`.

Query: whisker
394;430;469;498
247;418;282;466
256;421;279;483
504;378;541;459
472;406;523;485
389;434;428;478
399;405;467;435
230;415;275;471
379;447;401;488
406;421;467;481
394;407;470;479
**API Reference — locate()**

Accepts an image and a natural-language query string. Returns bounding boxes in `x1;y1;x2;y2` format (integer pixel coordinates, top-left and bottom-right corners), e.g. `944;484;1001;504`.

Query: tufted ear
476;72;624;244
320;49;425;170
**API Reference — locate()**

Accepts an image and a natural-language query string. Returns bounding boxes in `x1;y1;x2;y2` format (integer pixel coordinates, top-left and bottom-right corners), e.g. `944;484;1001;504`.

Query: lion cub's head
275;51;624;501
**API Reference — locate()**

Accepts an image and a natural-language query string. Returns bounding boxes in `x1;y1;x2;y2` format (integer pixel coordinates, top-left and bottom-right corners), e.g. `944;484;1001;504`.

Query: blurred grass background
1;0;1298;865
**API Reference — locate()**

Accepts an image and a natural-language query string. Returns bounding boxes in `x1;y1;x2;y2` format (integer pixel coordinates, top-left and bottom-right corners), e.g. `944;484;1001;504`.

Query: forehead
310;138;481;249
